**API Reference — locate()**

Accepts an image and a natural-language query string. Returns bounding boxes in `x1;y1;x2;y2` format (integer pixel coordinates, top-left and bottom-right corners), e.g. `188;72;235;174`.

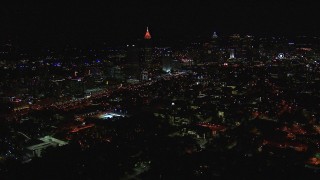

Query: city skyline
1;1;320;43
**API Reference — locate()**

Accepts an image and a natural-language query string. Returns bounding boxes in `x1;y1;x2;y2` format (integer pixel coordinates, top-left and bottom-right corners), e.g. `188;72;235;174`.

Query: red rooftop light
144;27;151;40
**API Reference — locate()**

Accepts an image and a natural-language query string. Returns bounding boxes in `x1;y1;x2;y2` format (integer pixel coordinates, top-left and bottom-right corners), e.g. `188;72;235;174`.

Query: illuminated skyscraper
229;49;235;59
143;27;153;68
160;47;173;73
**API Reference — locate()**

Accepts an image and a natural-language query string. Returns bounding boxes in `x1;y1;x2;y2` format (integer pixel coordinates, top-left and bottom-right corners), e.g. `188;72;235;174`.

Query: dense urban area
0;30;320;179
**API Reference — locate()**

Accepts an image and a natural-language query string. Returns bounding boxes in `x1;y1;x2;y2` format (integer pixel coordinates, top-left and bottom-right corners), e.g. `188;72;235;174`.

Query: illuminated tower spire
144;27;151;40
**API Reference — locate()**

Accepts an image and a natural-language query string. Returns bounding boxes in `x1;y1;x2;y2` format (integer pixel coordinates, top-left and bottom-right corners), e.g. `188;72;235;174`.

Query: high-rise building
210;32;220;62
143;27;153;68
229;49;235;59
241;35;255;60
159;47;173;73
202;32;221;63
125;44;140;79
229;34;240;59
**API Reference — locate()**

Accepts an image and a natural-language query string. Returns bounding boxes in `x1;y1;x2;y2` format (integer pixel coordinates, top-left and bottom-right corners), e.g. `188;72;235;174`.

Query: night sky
0;1;319;45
